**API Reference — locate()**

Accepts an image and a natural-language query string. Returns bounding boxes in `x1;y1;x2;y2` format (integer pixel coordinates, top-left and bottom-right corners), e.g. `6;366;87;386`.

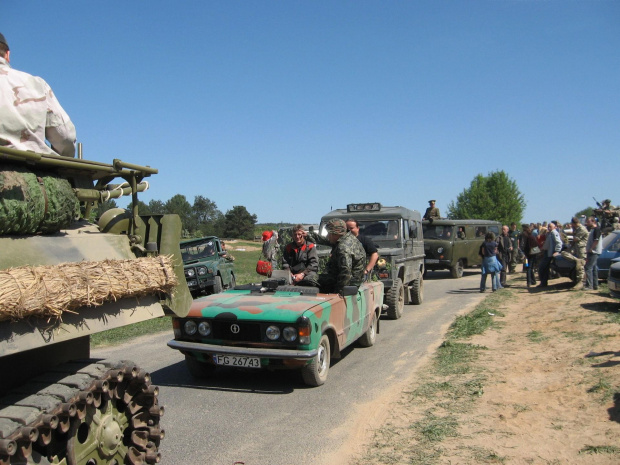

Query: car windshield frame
181;240;217;262
320;219;402;241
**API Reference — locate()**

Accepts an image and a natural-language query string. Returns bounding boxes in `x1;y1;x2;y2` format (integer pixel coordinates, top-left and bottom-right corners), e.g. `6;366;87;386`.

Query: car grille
212;320;262;342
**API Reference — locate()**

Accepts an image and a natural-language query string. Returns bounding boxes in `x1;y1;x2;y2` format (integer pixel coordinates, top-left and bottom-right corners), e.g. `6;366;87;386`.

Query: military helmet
325;218;347;235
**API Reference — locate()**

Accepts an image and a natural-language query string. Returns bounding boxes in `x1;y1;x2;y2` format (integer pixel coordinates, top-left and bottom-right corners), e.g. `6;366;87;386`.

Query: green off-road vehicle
318;203;425;319
180;236;235;297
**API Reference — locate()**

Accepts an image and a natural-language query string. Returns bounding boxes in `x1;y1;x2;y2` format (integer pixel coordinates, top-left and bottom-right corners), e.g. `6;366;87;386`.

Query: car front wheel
302;334;331;386
450;259;464;278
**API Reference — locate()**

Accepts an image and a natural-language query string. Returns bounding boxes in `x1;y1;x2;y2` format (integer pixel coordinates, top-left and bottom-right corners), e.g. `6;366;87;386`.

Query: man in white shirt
0;32;76;157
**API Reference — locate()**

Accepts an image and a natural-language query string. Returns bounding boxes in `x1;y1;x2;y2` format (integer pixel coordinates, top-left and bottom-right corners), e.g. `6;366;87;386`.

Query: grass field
91;238;265;347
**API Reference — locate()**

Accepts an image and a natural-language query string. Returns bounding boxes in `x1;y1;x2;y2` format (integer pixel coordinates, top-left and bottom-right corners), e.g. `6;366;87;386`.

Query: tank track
0;360;164;465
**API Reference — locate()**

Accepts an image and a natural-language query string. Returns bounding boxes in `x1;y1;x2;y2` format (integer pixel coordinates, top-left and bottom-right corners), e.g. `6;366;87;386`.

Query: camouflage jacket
325;231;366;291
572;224;588;256
0;57;76;157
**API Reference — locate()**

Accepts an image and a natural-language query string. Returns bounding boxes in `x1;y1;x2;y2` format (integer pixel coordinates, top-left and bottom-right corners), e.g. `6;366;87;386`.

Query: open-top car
167;275;384;386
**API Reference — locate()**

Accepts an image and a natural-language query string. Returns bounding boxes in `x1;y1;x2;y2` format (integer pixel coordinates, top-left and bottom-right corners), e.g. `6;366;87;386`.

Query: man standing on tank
0;33;76;157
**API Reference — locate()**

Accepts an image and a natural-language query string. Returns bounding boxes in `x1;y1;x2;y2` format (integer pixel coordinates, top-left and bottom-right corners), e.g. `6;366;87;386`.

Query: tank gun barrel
74;181;150;202
0;146;158;177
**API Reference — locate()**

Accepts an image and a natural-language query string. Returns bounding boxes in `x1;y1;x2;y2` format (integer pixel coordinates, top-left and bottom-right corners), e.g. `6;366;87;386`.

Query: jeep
422;219;501;278
180;236;235;297
317;203;425;319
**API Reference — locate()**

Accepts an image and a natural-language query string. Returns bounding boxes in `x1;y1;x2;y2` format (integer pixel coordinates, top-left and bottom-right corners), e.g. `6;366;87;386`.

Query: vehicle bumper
424;259;451;269
167;339;318;359
608;278;620;299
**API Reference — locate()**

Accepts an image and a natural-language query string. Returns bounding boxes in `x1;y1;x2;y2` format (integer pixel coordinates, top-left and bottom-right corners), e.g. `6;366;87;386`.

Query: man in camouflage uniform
564;216;588;284
0;33;76;157
317;219;365;294
423;200;440;221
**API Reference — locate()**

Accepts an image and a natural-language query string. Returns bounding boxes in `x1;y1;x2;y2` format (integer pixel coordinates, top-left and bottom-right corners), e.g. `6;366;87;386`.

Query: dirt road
345;273;620;464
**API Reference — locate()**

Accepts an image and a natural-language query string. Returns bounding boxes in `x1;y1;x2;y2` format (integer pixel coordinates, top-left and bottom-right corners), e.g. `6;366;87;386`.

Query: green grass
91;315;172;348
579;445;620;455
527;330;548;343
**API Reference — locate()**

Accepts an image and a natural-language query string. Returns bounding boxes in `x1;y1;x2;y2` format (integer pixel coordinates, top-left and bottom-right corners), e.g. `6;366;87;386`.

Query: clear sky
3;1;618;225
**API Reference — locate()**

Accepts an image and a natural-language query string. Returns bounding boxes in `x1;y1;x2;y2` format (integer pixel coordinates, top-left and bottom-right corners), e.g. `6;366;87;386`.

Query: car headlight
197;266;207;276
184;320;197;336
437;247;444;254
198;321;211;336
266;325;280;341
283;326;297;342
186;268;195;278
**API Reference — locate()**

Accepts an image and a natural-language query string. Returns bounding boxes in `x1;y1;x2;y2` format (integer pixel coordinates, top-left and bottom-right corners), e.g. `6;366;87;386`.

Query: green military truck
317;203;425;319
423;219;501;278
181;236;235;297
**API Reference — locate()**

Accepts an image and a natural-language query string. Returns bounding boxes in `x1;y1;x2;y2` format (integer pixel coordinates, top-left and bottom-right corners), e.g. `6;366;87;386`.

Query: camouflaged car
167;277;384;386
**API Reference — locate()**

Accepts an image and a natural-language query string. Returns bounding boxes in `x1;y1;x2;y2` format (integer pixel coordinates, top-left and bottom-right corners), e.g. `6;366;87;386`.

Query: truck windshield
423;225;455;240
319;220;402;241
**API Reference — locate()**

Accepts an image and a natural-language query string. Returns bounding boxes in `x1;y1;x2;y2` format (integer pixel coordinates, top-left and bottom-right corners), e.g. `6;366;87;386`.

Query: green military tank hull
0;147;192;465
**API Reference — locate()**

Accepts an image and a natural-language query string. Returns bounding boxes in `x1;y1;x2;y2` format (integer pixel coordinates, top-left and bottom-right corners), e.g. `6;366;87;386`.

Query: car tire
228;273;236;290
410;276;424;305
450;259;464;279
301;334;330;386
385;278;404;319
358;311;378;347
212;275;223;294
185;355;216;379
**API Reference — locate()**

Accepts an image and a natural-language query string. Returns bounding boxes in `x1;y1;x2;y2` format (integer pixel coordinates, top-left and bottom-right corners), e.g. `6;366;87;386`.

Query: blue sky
3;1;618;224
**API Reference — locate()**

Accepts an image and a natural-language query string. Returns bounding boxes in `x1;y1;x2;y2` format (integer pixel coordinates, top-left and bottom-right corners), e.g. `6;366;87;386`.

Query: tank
0;146;192;465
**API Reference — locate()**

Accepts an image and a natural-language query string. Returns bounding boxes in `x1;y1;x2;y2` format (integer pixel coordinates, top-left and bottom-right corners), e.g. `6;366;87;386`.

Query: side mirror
341;286;358;297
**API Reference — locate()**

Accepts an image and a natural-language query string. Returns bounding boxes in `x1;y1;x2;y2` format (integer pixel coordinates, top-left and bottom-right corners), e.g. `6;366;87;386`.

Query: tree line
97;195;259;239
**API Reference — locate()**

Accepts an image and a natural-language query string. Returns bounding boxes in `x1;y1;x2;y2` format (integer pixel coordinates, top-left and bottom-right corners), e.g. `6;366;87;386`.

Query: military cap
0;33;8;50
428;200;436;203
325;218;347;235
604;199;611;204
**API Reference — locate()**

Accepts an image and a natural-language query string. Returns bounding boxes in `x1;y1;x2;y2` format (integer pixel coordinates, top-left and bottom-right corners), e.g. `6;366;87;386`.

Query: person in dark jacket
496;225;512;287
521;224;539;286
282;224;319;286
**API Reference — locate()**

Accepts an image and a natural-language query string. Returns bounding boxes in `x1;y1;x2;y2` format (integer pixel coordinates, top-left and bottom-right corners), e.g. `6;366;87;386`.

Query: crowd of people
478;214;618;292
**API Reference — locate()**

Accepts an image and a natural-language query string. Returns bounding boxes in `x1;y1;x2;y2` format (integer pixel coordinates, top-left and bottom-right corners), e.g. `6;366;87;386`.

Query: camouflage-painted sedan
167;280;384;386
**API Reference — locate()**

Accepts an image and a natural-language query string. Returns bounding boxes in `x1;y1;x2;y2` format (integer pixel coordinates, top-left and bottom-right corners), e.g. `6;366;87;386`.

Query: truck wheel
212;276;223;294
358;311;378;347
385;278;404;319
410;276;424;305
301;334;330;386
450;259;464;278
229;273;236;289
185;355;216;379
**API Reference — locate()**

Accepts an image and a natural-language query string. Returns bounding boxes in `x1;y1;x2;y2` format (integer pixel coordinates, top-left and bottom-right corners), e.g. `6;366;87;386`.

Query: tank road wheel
65;364;163;465
185;355;216;379
358;311;378;348
385;278;405;319
450;259;464;279
410;276;424;305
302;334;331;386
0;361;164;465
211;276;223;294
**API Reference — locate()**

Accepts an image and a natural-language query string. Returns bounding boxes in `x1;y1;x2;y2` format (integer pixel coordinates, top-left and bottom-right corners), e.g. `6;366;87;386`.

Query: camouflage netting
0;166;79;234
0;256;178;322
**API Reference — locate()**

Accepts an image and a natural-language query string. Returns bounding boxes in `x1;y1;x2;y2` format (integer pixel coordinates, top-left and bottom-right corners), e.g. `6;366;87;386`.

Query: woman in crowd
480;231;502;292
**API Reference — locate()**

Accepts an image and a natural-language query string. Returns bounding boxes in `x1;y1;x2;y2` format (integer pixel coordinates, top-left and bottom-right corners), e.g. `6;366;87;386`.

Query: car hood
187;290;338;322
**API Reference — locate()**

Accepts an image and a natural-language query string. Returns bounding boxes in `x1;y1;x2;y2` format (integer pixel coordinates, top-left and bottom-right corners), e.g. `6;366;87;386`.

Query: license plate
213;354;261;368
425;259;440;264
